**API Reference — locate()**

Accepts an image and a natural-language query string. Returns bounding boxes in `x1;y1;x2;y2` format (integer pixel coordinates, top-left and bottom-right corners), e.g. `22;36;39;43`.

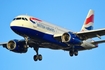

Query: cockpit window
25;18;28;21
13;18;16;20
22;18;25;20
13;17;28;21
16;18;21;20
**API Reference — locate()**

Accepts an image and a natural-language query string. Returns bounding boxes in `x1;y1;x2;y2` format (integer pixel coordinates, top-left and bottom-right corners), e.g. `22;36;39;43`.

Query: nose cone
10;20;24;35
10;21;23;27
10;21;16;27
10;19;25;31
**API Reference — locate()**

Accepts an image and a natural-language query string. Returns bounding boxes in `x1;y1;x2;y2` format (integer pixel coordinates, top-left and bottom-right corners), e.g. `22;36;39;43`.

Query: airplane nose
10;20;24;34
10;21;14;27
10;21;23;27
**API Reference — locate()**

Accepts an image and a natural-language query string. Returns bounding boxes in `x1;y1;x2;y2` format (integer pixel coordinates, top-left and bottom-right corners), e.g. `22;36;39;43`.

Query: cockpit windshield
13;17;28;21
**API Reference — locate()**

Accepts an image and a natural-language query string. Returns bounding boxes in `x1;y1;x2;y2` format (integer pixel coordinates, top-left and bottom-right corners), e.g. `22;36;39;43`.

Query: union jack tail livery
81;9;94;31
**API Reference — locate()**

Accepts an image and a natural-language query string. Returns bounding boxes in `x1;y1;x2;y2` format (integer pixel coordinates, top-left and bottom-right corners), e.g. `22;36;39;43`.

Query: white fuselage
10;15;69;36
10;15;97;51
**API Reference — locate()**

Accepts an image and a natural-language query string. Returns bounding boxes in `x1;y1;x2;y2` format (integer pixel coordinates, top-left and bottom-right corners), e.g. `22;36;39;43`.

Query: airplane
1;9;105;61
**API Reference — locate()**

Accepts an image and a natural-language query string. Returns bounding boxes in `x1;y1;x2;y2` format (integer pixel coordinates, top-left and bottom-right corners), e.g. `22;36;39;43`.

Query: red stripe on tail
85;15;94;24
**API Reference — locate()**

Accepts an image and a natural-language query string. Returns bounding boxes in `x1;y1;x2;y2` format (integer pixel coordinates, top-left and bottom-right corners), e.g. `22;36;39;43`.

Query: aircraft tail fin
81;9;94;31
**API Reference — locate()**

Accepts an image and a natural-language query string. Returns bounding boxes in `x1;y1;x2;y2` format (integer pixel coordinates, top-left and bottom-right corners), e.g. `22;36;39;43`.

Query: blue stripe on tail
85;26;93;30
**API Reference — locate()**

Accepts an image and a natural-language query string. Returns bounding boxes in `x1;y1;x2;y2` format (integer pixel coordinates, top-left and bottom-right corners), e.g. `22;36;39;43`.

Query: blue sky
0;0;105;70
